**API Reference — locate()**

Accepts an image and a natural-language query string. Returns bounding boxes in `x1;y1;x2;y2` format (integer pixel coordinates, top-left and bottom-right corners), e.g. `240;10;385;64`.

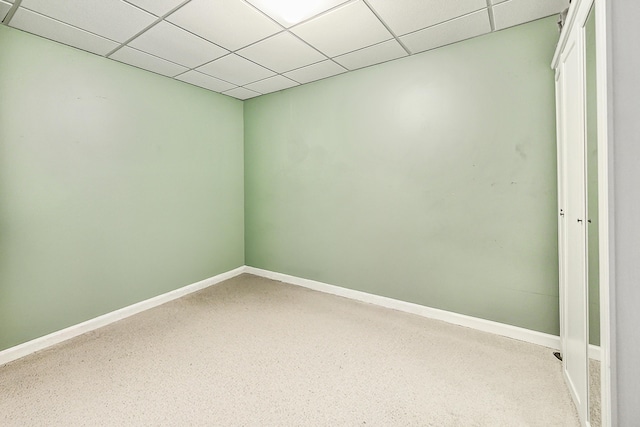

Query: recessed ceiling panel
291;1;392;57
9;8;119;55
284;60;346;84
175;70;237;93
334;39;407;71
244;75;299;94
223;87;261;100
367;0;486;36
129;21;228;68
246;0;348;27
197;54;275;86
19;0;156;43
109;46;188;77
166;0;281;51
125;0;186;16
493;0;568;31
0;1;12;21
237;32;326;74
400;10;492;54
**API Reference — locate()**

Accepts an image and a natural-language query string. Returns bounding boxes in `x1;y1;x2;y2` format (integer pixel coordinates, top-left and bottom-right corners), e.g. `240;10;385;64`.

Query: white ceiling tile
367;0;486;36
244;75;299;94
166;0;281;51
291;1;392;57
223;87;261;100
19;0;156;43
490;0;509;4
197;54;275;86
129;21;228;68
175;70;236;93
237;32;326;73
400;10;491;54
9;8;119;55
493;0;569;31
246;0;348;27
109;46;188;77
284;60;346;84
0;1;12;21
124;0;185;16
333;39;407;71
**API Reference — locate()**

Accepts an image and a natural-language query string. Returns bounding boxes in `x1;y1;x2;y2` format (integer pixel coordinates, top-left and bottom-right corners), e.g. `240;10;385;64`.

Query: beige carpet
590;359;601;427
0;274;579;426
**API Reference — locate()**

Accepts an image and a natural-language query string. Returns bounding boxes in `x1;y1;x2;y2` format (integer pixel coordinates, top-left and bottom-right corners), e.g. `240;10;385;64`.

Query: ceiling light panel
492;0;569;31
109;46;189;77
334;39;407;71
291;1;393;57
9;8;119;55
19;0;156;43
166;0;281;51
244;75;299;94
197;54;275;86
283;60;346;84
400;10;491;54
223;87;261;100
129;21;228;68
366;0;486;36
175;70;237;93
246;0;348;27
237;32;326;74
124;0;186;16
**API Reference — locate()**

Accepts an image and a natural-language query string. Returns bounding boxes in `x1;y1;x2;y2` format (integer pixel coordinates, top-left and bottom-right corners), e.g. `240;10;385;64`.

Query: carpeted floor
590;359;601;427
0;274;580;426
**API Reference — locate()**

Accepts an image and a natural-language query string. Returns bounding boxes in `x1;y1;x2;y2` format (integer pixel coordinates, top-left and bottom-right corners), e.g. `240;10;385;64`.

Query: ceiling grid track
2;0;22;25
486;0;496;32
238;0;352;80
361;0;412;55
397;8;492;40
105;0;194;57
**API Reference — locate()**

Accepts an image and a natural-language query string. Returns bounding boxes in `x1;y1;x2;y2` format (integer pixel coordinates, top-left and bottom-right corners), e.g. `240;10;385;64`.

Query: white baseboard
245;266;564;351
1;264;602;368
0;266;246;367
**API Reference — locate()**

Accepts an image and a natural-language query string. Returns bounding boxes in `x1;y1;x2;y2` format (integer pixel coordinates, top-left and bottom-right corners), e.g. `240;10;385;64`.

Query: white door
559;28;590;426
555;67;567;361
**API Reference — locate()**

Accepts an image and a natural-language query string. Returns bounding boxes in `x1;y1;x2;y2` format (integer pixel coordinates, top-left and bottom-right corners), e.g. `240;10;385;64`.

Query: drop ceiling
0;0;568;100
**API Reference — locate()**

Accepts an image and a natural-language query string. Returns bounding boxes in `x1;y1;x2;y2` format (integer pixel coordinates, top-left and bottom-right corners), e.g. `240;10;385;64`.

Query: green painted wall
585;9;600;346
0;26;244;351
244;17;561;335
1;16;564;350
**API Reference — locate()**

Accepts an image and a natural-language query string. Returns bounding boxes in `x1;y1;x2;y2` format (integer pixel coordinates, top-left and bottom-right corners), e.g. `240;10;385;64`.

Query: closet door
555;67;567;360
559;26;590;426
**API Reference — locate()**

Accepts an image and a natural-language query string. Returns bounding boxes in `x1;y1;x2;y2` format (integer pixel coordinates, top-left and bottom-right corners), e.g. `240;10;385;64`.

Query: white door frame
593;1;612;424
552;0;612;425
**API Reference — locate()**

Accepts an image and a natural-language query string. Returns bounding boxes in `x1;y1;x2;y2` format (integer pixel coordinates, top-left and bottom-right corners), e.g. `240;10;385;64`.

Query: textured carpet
0;274;580;426
590;359;601;427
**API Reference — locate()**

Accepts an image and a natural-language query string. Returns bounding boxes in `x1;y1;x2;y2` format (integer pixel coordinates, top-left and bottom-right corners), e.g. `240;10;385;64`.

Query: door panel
559;29;590;425
555;67;567;360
